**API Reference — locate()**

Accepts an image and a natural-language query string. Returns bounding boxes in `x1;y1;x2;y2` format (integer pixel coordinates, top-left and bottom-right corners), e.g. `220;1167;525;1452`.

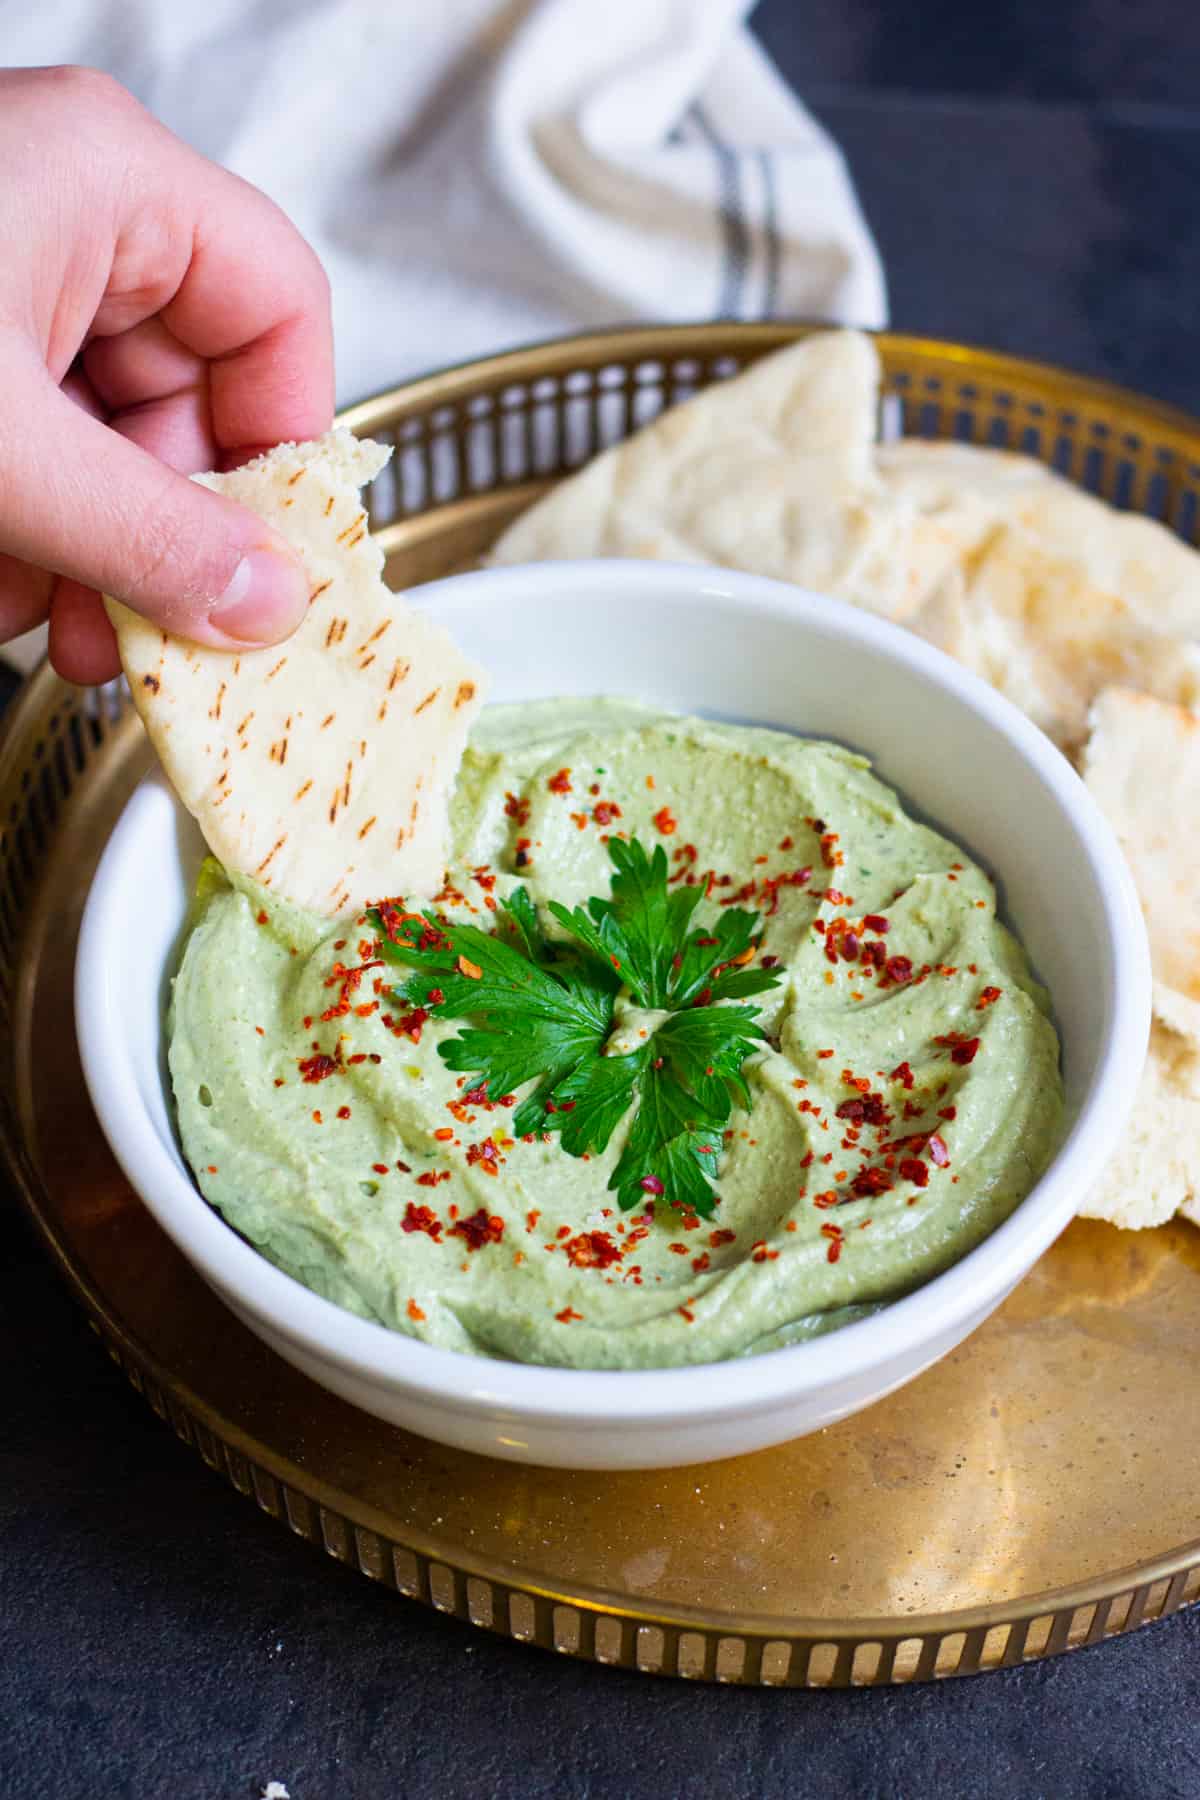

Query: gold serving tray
7;325;1200;1688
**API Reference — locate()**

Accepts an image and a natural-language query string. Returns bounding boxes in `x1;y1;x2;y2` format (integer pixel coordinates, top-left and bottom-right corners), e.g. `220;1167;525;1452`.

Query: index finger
90;125;335;461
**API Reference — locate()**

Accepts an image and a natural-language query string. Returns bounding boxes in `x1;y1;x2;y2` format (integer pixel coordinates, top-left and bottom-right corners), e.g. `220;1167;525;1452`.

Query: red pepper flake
451;1208;505;1251
976;985;1003;1011
416;1170;451;1188
427;986;445;1006
525;1209;541;1233
935;1032;982;1066
273;1077;285;1088
819;832;843;870
311;1110;323;1124
709;1228;736;1248
547;767;572;795
593;800;621;826
817;1048;834;1060
407;1299;426;1323
569;811;588;830
335;1105;351;1120
851;1165;893;1198
938;1105;957;1122
751;1240;779;1263
555;1307;582;1323
881;955;914;987
371;1163;389;1176
927;1133;951;1168
390;1007;428;1042
640;1174;665;1196
820;1222;844;1263
899;1157;930;1188
433;1127;455;1141
653;806;678;836
256;910;269;926
298;1047;342;1083
678;1304;696;1323
504;791;531;827
456;954;483;981
514;836;532;868
402;1202;442;1239
691;1251;711;1274
863;913;889;934
564;1231;622;1270
890;1060;915;1090
465;1140;501;1176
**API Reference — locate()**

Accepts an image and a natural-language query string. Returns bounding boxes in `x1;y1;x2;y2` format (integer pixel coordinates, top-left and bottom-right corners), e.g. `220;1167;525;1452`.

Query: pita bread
876;440;1060;512
874;444;1200;750
1083;687;1200;1020
908;524;1200;751
1078;1021;1200;1228
1075;688;1200;1227
491;331;970;620
494;341;1200;753
107;431;485;916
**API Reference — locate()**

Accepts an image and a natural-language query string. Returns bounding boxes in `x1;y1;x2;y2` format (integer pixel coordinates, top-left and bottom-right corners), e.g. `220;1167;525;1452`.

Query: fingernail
209;547;309;645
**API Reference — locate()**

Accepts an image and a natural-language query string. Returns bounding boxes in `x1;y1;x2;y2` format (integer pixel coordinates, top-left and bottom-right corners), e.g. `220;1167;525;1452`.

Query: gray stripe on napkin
691;106;749;318
756;149;782;319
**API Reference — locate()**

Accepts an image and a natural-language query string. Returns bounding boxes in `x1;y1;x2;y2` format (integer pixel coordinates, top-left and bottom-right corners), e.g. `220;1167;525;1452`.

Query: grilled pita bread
1077;688;1200;1227
882;445;1200;750
107;431;484;916
493;346;1200;752
1083;687;1200;1028
491;331;972;620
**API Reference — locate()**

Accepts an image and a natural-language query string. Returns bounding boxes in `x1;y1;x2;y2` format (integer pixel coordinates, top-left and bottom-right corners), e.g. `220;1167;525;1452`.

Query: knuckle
44;65;137;113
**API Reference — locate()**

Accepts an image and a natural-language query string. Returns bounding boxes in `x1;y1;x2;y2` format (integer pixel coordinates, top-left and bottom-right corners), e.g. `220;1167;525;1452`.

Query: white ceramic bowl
76;560;1150;1469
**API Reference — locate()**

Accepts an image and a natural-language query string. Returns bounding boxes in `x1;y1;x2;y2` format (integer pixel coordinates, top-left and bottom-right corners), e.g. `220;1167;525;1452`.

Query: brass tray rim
7;324;1200;1681
339;319;1200;456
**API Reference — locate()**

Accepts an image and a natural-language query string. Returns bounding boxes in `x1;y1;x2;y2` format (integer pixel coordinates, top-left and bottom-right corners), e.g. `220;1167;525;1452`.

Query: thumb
1;371;310;648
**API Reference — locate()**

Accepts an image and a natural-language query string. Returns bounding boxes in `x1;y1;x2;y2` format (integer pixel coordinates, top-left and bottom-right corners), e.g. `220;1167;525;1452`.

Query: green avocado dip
169;700;1063;1369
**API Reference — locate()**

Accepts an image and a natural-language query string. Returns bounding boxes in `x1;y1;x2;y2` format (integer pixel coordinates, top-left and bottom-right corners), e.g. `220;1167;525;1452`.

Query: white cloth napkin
1;0;886;672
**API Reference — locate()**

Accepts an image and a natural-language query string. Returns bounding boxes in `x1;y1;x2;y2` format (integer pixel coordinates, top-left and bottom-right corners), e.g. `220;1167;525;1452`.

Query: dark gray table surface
5;5;1200;1796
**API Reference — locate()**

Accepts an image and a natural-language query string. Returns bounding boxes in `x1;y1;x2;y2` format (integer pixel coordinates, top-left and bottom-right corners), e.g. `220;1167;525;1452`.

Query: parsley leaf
369;836;782;1217
371;899;618;1137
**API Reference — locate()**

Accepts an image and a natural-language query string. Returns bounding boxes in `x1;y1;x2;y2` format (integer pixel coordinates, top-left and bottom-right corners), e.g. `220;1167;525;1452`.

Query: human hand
0;66;334;683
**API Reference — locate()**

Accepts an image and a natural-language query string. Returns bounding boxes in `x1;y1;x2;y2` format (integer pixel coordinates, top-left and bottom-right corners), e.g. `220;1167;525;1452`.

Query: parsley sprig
370;840;781;1218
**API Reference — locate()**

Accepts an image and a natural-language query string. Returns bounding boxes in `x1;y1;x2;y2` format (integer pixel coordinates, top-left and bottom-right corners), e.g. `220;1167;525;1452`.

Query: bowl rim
75;558;1152;1425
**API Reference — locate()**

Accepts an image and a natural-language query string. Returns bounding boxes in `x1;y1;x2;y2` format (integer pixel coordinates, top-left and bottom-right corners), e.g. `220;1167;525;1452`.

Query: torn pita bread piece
492;334;1200;755
491;331;975;620
107;430;485;917
883;444;1200;750
1076;687;1200;1228
1082;687;1200;1030
1078;1021;1200;1229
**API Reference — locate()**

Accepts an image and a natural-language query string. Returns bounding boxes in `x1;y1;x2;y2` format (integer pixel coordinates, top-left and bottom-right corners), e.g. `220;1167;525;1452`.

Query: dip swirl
169;700;1063;1368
